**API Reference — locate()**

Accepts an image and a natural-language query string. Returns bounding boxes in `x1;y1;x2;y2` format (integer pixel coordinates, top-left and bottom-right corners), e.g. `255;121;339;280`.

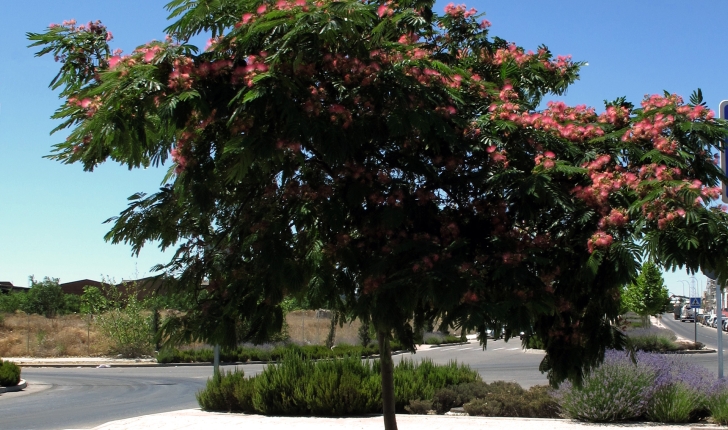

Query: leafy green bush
462;383;559;418
424;335;463;345
0;293;26;313
525;335;545;350
405;399;433;414
0;360;21;387
157;342;398;364
197;352;480;416
393;359;480;411
627;334;679;352
196;370;248;412
95;291;153;357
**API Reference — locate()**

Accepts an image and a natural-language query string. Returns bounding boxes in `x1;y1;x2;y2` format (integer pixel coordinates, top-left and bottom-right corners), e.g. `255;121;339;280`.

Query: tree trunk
378;330;398;430
325;311;338;348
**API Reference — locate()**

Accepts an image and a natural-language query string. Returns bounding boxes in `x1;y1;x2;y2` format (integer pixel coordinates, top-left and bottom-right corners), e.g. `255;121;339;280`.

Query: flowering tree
30;0;728;427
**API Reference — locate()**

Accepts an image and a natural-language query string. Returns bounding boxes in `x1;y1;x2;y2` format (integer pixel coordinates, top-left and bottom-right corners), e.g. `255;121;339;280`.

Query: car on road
680;305;694;322
706;315;716;327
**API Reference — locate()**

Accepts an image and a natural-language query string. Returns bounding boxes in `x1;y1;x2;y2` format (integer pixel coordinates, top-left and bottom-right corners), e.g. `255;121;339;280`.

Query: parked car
706;315;716;327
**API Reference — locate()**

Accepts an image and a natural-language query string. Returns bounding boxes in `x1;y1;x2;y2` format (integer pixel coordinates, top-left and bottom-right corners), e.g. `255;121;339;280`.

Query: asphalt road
0;339;546;430
659;312;728;352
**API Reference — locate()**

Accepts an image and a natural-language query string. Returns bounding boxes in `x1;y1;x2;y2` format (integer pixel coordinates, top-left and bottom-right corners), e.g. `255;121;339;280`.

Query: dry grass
0;311;107;357
285;310;363;346
0;309;366;358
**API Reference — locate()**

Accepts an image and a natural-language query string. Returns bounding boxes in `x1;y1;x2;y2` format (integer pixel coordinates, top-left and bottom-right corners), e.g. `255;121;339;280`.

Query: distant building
58;276;173;300
59;279;105;296
0;281;30;295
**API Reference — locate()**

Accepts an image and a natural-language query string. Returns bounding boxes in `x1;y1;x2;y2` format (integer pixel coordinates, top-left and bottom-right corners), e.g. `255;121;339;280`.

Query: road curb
0;379;27;393
9;349;426;368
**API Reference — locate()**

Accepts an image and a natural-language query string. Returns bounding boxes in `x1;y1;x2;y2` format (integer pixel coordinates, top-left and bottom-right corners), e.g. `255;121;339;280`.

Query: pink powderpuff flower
257;4;267;14
480;19;491;28
108;56;122;69
296;0;306;5
377;4;389;17
242;13;254;24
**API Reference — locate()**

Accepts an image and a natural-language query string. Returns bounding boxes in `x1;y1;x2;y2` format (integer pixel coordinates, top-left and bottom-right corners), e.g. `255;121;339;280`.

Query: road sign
689;297;702;308
719;101;728;203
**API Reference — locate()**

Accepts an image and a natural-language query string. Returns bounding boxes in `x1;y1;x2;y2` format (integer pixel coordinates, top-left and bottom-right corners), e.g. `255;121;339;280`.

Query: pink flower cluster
377;2;394;18
621;112;677;154
489;98;605;143
171;131;194;174
597;105;631;125
587;231;613;253
67;96;101;118
328;103;353;128
443;3;477;18
232;53;269;87
236;0;309;26
598;209;628;229
534;150;556;169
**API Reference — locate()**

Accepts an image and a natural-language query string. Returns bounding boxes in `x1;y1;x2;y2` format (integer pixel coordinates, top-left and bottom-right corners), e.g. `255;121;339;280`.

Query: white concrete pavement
75;409;725;430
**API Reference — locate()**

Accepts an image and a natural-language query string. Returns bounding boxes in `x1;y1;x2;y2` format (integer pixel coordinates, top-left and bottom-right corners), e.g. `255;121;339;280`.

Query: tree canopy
622;261;671;319
29;1;728;427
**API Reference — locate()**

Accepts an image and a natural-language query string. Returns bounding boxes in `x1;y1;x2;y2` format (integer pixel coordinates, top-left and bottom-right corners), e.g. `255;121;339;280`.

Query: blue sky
0;1;726;297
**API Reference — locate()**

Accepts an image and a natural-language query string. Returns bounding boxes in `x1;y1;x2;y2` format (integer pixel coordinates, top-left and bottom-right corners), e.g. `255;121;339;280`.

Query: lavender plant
558;350;715;423
707;379;728;425
558;350;654;422
646;383;702;423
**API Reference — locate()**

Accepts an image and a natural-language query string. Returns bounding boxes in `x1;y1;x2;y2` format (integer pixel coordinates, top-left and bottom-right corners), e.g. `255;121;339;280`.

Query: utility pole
213;344;220;377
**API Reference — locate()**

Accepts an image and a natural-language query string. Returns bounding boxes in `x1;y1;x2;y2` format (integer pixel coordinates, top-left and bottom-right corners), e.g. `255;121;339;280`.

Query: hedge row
157;342;403;364
197;352;480;415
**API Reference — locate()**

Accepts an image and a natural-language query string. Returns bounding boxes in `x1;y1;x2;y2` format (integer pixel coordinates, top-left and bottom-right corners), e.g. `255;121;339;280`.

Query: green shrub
708;389;728;425
646;383;704;423
424;335;462;345
393;358;480;411
0;293;25;313
196;370;247;412
157;341;399;364
525;335;545;350
627;334;679;352
196;352;480;416
405;399;433;414
461;382;559;418
0;360;21;387
95;290;152;358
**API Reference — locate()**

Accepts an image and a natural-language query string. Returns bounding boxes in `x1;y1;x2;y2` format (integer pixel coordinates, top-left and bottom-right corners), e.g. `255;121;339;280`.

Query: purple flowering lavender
558;349;719;423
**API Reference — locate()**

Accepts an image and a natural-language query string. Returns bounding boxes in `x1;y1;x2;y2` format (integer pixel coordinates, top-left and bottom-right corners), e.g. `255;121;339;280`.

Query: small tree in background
622;262;671;325
24;276;65;318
